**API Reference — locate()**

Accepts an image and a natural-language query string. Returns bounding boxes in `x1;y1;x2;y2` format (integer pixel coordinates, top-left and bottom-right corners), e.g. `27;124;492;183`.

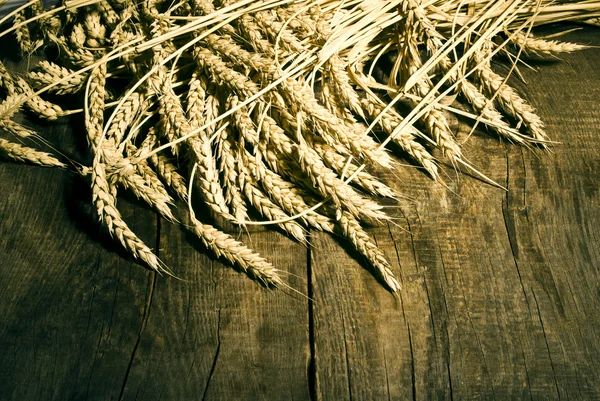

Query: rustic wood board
1;26;600;401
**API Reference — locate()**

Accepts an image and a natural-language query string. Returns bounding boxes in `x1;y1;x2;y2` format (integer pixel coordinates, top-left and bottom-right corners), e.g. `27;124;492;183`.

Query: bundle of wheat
0;0;598;292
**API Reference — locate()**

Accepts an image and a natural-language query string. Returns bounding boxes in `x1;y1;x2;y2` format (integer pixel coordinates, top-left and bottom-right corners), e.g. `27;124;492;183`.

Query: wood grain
1;26;600;401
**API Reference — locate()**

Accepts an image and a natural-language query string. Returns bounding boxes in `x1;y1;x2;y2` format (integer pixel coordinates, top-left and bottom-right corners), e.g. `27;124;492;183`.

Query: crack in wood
307;231;318;401
117;215;160;401
201;309;221;401
340;313;353;401
531;288;562;400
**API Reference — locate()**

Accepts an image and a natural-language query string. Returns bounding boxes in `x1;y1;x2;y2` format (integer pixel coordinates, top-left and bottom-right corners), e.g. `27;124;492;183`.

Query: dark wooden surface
2;27;600;400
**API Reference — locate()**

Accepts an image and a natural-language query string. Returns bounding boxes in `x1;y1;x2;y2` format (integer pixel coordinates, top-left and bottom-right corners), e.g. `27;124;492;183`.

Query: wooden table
2;27;600;400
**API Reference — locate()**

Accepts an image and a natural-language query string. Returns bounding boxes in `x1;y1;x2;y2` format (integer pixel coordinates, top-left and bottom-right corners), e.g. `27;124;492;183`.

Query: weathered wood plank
0;143;311;401
0;147;311;401
0;161;158;401
502;35;600;398
1;39;311;398
309;27;600;400
116;216;311;401
0;52;161;401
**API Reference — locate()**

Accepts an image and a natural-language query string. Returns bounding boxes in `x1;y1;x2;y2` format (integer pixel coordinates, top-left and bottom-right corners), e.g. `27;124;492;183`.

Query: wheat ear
14;7;35;54
28;61;86;95
510;31;588;55
473;52;548;142
205;33;392;166
243;150;335;232
261;112;388;222
0;119;37;139
0;138;65;168
189;213;282;288
336;211;401;293
425;32;526;144
237;158;307;242
0;62;64;121
0;94;26;120
86;63;107;149
309;137;397;198
96;1;119;30
141;128;189;201
360;97;439;179
91;160;166;273
216;127;250;223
